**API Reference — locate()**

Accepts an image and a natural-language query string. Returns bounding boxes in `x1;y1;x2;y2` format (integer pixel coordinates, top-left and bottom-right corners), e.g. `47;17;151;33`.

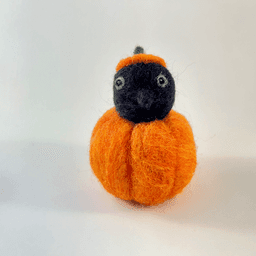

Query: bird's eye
156;74;168;88
114;76;125;90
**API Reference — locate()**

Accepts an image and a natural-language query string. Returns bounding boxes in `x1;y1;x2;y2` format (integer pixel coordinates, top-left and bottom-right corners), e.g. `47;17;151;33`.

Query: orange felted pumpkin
90;46;197;206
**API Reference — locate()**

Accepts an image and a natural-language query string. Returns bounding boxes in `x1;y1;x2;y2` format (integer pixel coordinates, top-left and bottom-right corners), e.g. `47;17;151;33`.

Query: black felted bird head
113;46;175;123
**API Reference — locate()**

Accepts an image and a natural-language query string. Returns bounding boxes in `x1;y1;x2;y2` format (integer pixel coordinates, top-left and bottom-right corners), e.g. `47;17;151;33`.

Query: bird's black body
113;61;175;124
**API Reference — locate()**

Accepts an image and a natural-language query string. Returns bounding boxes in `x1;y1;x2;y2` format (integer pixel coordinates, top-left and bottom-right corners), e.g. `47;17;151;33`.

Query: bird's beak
137;89;154;110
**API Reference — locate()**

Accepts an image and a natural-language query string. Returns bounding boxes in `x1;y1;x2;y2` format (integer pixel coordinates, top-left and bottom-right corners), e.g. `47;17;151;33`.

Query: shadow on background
119;156;256;233
1;141;255;232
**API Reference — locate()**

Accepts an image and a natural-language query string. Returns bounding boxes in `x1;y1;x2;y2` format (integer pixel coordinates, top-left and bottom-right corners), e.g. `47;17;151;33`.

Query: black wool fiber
113;61;175;124
133;46;144;55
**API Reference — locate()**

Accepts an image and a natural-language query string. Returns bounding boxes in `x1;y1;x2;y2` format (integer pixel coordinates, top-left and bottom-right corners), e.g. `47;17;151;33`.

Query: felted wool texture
116;53;166;72
90;46;197;205
89;107;197;206
133;46;144;55
114;62;175;124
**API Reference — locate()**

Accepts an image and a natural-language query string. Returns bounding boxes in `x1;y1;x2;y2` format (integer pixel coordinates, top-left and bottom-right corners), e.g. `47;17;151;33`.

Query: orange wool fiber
90;107;197;206
116;53;167;72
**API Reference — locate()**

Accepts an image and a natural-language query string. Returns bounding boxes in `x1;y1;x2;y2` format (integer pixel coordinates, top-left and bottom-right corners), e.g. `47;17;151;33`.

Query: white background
0;0;256;255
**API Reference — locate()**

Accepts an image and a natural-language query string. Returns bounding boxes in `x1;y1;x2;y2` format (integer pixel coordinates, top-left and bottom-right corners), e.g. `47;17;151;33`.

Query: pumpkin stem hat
116;46;167;72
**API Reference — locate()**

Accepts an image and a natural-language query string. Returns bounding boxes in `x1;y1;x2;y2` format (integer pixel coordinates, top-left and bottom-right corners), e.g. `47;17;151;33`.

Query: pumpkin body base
90;107;197;206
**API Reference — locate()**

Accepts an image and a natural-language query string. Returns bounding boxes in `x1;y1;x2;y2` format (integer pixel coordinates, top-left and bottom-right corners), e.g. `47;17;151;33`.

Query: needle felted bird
90;46;197;206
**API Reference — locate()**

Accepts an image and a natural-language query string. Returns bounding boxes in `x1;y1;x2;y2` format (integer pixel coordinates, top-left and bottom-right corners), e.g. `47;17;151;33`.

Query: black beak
137;89;154;110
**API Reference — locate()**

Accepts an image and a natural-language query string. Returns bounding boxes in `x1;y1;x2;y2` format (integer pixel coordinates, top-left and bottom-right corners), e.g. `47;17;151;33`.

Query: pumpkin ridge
106;111;134;200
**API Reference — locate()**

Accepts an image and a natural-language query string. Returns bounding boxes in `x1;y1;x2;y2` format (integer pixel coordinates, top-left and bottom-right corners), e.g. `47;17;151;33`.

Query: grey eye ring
156;73;168;88
114;76;125;90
